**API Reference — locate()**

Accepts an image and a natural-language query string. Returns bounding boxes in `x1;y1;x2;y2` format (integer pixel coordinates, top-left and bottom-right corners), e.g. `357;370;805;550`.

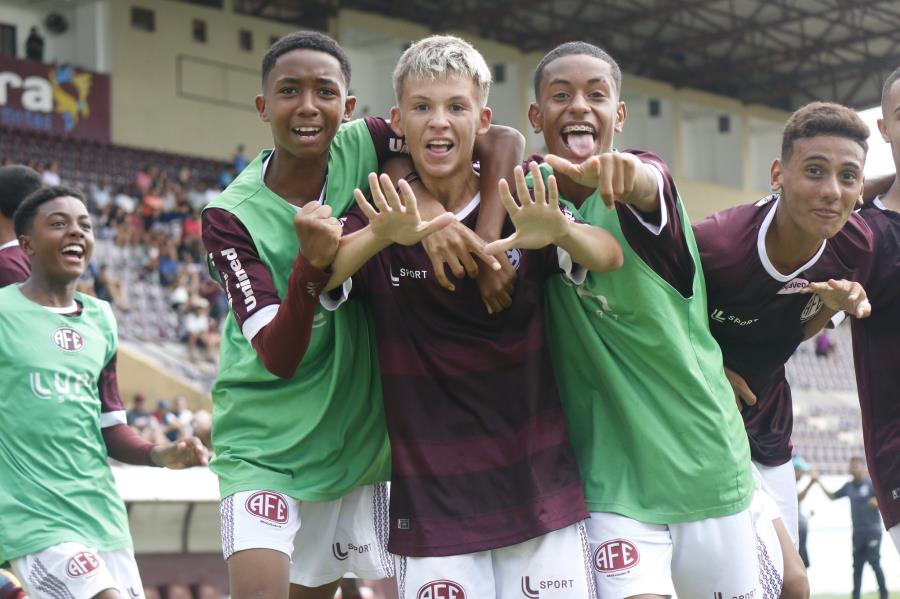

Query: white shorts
587;488;783;599
753;459;799;547
890;524;900;555
395;521;597;599
219;484;393;588
11;542;144;599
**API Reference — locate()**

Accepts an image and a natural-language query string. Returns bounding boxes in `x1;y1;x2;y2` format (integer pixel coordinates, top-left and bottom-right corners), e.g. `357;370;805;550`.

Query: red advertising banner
0;56;110;142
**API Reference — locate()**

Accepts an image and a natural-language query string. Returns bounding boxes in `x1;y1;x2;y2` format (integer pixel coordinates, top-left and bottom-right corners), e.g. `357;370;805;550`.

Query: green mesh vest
0;286;131;562
537;163;753;523
204;120;390;501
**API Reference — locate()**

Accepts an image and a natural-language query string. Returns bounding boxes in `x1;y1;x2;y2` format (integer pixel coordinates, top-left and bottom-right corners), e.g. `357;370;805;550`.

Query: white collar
454;193;481;221
874;196;887;211
43;302;79;314
0;239;19;251
756;197;827;282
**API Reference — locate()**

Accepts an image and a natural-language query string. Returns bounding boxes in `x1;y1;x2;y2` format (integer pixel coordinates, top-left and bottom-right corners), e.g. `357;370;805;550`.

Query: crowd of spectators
1;155;230;366
126;393;212;449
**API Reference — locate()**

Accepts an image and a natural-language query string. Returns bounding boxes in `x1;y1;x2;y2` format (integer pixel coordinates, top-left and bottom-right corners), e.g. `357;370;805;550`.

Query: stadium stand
0;128;227;190
788;323;866;475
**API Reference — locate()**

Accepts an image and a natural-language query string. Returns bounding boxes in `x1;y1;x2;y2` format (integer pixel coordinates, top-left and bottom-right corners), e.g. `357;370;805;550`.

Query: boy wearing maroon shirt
852;66;900;554
318;35;622;598
693;102;874;547
0;165;42;286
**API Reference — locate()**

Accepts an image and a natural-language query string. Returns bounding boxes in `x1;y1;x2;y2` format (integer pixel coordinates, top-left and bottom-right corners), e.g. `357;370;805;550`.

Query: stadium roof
238;0;900;111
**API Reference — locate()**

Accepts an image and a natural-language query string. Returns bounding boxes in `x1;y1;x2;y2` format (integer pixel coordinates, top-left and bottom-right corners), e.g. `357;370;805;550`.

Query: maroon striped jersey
328;197;588;557
851;198;900;530
694;195;874;466
0;241;29;287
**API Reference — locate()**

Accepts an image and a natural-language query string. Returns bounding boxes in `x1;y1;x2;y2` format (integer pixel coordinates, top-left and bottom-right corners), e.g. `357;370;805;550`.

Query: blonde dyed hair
392;35;492;106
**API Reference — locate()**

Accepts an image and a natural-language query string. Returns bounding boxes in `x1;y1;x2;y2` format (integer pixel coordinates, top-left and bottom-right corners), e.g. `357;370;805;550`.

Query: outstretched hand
354;173;455;246
544;152;643;209
802;279;871;319
151;437;210;469
484;163;571;255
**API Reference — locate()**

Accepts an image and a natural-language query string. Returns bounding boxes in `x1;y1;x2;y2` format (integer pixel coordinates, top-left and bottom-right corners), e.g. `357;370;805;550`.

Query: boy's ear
877;118;889;144
343;95;357;123
390;106;404;137
527;103;542;133
477;107;492;135
614;100;627;134
255;94;269;123
770;158;783;192
18;234;33;257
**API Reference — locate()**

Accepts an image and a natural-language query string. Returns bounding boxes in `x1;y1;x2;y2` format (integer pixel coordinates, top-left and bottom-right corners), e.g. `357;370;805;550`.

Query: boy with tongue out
522;41;789;599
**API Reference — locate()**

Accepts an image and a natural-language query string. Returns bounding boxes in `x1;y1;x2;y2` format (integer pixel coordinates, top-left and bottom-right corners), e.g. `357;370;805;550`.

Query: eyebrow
274;76;340;85
46;211;90;219
407;94;471;103
802;155;861;168
548;77;608;87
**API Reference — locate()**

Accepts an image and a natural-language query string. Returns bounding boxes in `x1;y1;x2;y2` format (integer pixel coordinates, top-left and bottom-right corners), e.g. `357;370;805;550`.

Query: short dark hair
0;165;42;219
781;102;869;162
882;66;900;107
14;185;86;237
533;41;622;101
262;31;351;88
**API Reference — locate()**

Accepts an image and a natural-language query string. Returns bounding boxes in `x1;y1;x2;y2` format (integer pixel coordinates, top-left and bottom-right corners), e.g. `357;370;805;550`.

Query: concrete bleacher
0;127;227;189
91;238;218;391
788;323;865;474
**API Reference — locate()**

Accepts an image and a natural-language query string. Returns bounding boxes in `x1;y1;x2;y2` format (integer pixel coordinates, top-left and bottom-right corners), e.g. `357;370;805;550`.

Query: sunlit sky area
858;106;895;177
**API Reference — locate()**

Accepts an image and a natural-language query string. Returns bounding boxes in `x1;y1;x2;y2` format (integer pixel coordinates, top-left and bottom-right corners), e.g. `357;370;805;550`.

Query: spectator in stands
126;393;160;442
158;240;180;286
171;396;194;438
135;166;153;196
40;161;60;186
183;296;214;363
24;26;44;62
814;331;835;357
817;457;889;599
794;454;816;568
94;263;131;311
191;409;212;449
152;399;181;442
232;144;248;175
0;165;42;286
88;176;112;213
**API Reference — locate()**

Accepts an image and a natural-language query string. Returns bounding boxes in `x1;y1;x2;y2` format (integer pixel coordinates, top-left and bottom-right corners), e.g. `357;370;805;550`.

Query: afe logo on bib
594;539;640;573
417;580;465;599
66;551;100;577
245;491;288;524
52;327;84;352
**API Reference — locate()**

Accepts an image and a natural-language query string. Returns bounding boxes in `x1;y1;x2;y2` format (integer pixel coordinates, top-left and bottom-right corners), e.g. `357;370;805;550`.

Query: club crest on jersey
777;278;809;295
506;248;521;270
417;580;465;599
245;491;288;524
66;551;100;577
799;294;823;323
594;538;640;573
52;327;84;352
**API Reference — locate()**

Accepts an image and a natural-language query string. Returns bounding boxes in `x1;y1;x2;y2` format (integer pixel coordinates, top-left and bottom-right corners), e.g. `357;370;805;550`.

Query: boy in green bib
0;186;208;599
519;41;786;599
201;31;520;599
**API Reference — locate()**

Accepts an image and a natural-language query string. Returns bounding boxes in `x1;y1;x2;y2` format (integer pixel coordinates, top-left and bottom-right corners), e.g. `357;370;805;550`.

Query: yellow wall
118;344;211;412
105;3;790;215
108;0;299;159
